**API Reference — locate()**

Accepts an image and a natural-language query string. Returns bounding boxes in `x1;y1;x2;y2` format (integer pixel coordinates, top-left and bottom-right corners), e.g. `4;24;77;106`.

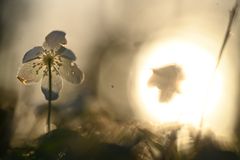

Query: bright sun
131;39;223;127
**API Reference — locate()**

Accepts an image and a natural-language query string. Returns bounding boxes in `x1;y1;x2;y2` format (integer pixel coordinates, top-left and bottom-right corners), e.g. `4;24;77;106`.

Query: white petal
22;46;43;63
41;71;62;100
17;59;45;85
56;46;76;61
44;31;67;50
59;58;84;84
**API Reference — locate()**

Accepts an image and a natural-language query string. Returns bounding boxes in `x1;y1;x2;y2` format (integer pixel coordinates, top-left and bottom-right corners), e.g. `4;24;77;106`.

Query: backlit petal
44;31;67;50
41;71;62;100
59;58;84;84
17;59;45;85
22;46;43;63
56;46;76;61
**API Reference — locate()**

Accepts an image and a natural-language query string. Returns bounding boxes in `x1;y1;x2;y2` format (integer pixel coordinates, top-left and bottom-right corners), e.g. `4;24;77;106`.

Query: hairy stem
47;59;52;133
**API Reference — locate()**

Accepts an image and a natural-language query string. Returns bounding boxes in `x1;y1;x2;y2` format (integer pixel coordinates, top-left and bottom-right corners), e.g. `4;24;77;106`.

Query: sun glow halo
132;40;223;127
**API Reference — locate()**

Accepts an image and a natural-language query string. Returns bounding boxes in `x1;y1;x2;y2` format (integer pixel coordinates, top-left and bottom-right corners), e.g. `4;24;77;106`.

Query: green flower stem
47;59;52;133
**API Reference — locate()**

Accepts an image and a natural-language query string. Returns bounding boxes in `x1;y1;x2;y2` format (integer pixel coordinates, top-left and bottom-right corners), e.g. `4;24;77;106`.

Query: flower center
43;54;54;66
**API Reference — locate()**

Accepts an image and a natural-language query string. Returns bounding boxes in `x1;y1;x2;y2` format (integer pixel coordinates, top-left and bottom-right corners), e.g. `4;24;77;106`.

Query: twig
215;0;239;69
198;0;239;142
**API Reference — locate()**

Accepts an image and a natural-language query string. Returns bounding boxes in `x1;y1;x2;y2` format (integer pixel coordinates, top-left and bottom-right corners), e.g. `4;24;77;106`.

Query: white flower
17;31;84;100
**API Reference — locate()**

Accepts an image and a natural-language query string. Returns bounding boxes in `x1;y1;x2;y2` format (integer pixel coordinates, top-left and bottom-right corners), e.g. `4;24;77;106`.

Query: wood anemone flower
17;31;84;100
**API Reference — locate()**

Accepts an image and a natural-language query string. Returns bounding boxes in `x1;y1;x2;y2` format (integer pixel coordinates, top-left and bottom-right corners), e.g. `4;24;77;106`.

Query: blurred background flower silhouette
148;64;184;102
0;0;239;159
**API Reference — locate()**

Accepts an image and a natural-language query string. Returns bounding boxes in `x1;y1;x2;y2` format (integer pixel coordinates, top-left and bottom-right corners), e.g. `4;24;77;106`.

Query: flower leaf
22;46;43;63
44;31;67;50
41;71;62;100
17;59;44;85
59;58;84;84
56;46;76;61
